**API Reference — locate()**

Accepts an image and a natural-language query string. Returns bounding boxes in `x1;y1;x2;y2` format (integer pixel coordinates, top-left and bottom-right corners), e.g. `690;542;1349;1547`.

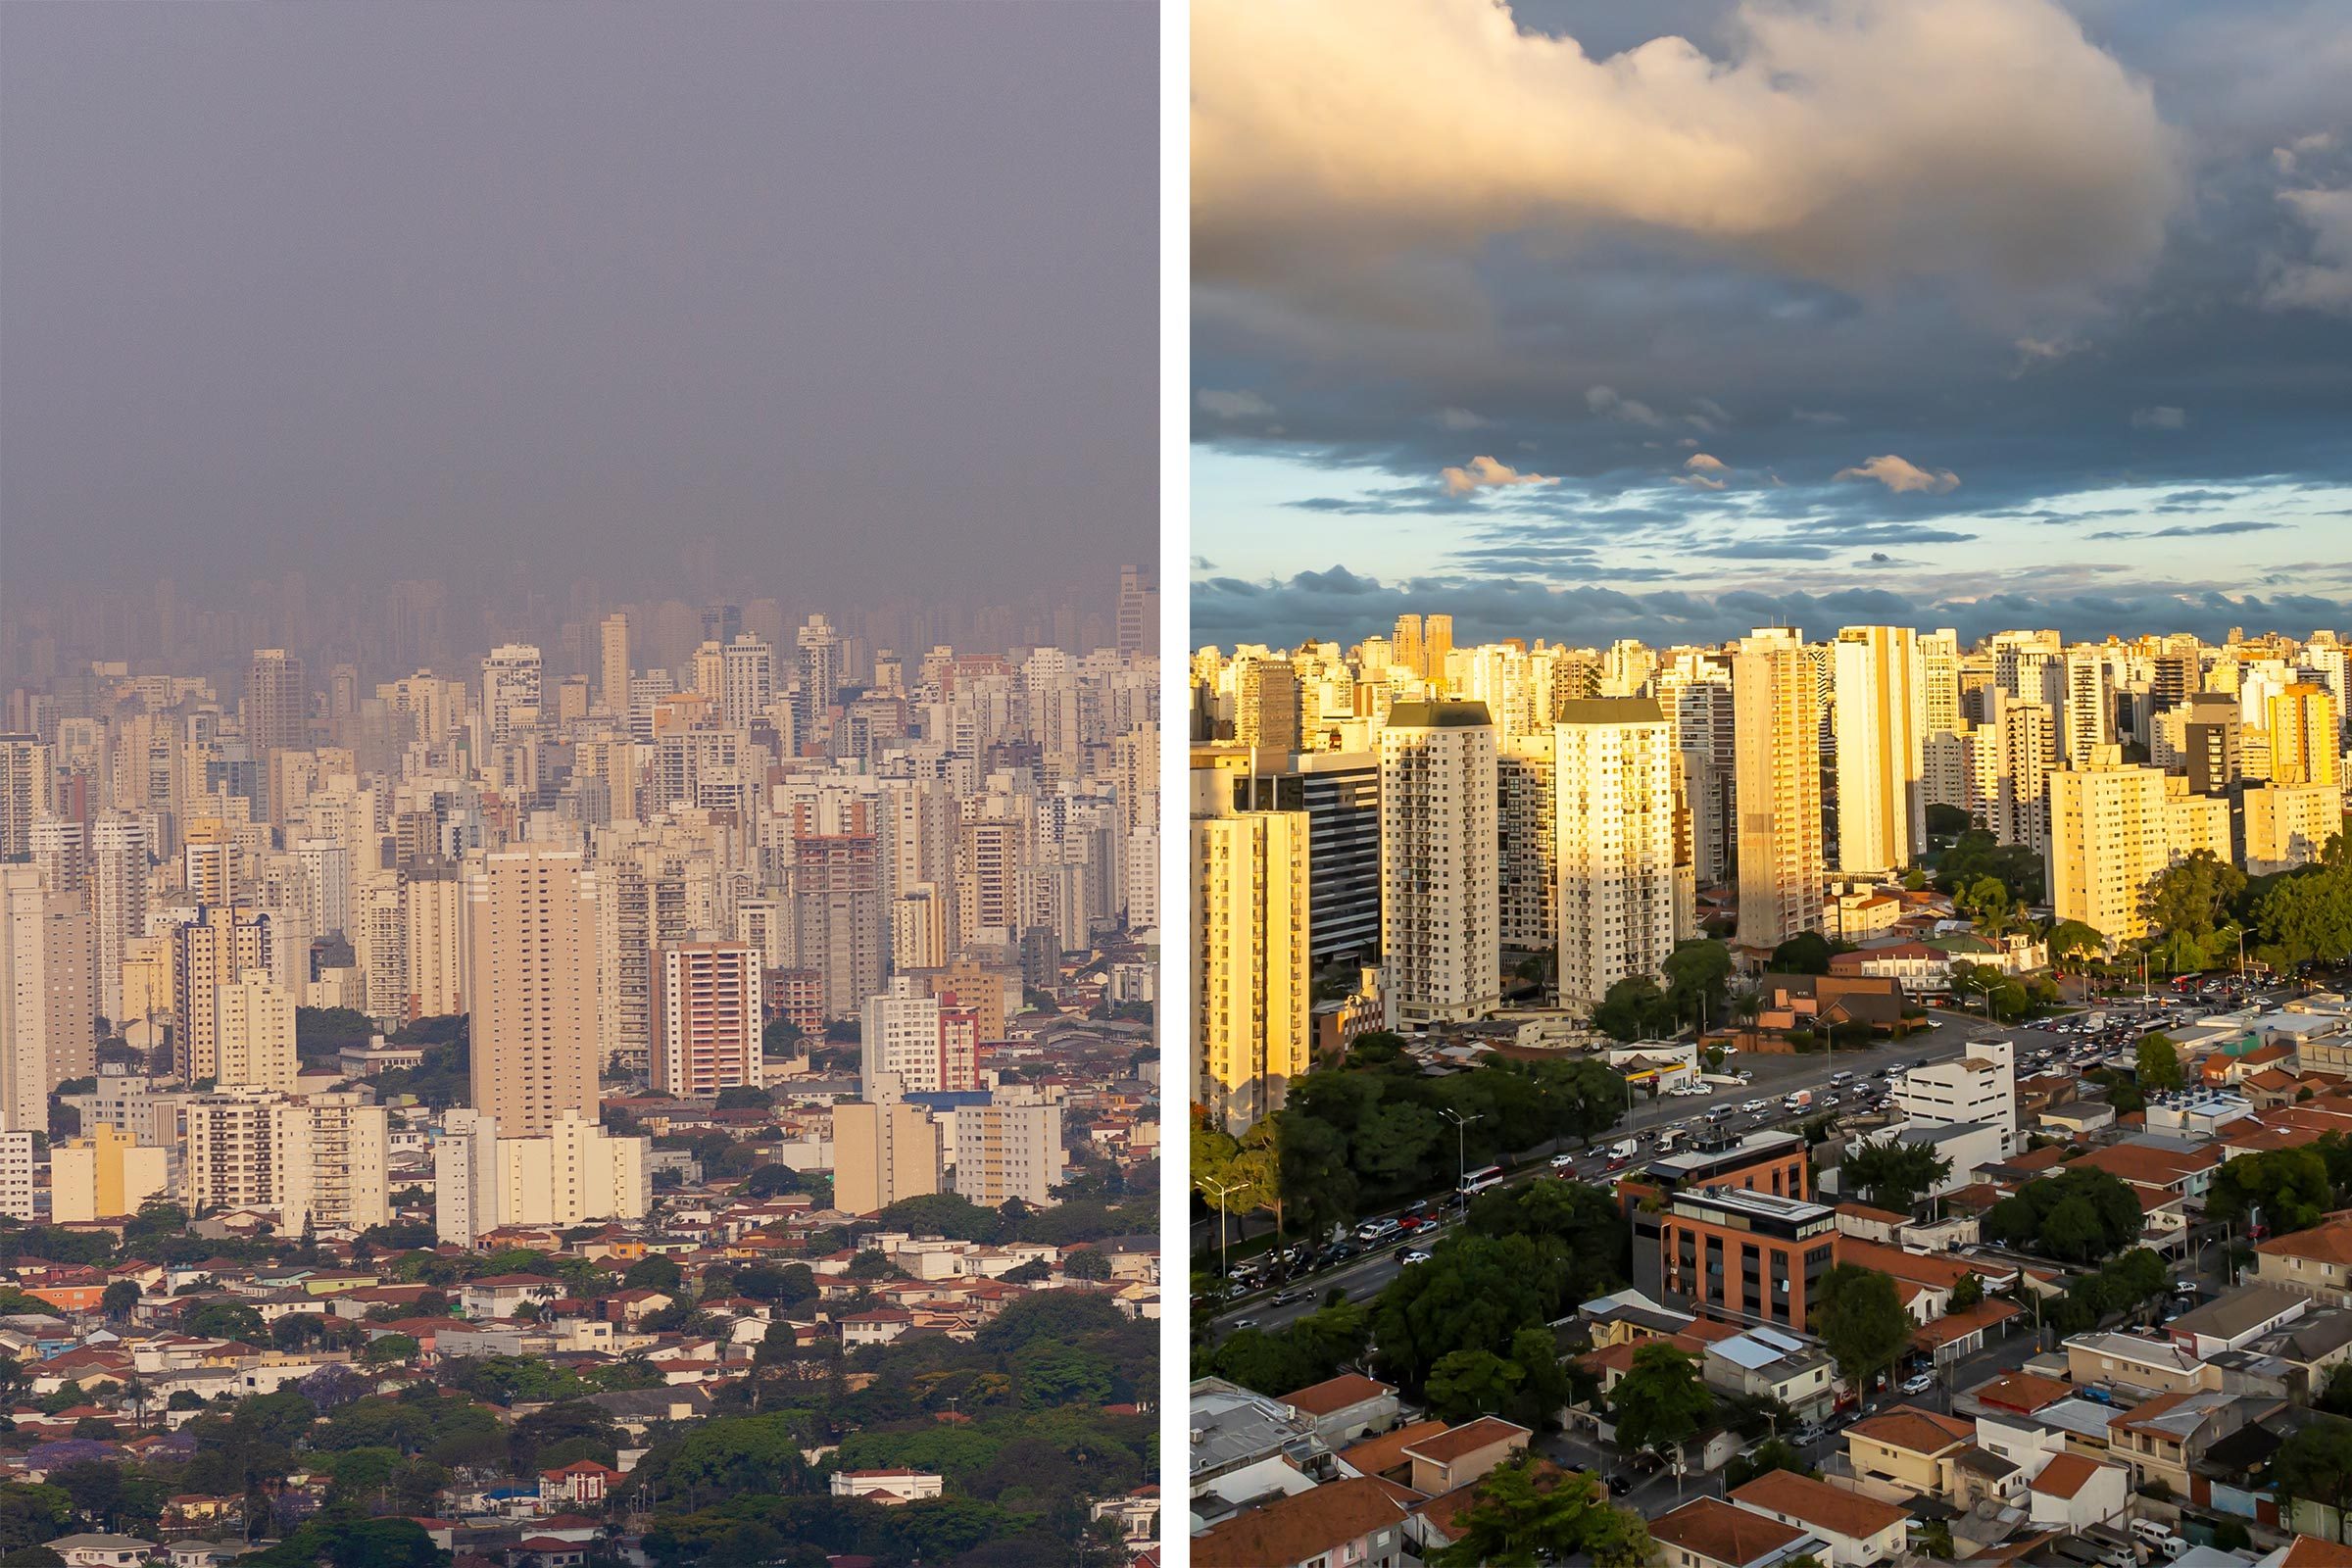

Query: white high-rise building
1733;629;1825;950
90;817;153;1026
1379;701;1500;1025
859;975;976;1095
480;644;544;746
215;968;298;1093
2062;648;2117;767
1832;625;1928;877
275;1093;390;1237
1552;699;1679;1007
721;636;776;732
1894;1039;2017;1159
294;837;352;938
654;941;764;1098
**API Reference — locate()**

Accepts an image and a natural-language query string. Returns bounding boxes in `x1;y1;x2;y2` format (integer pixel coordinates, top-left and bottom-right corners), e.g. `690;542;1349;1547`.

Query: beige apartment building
1192;788;1310;1135
214;968;298;1093
1832;626;1928;877
274;1092;390;1237
953;1084;1067;1207
1733;629;1825;949
173;904;272;1083
1379;701;1499;1025
52;1124;170;1224
1553;699;1680;1006
835;1072;940;1215
2046;747;2230;946
2244;782;2347;873
466;846;600;1138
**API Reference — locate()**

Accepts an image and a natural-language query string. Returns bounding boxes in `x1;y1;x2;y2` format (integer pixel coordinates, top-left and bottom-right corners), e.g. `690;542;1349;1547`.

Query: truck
2084;1011;2108;1028
1784;1089;1814;1110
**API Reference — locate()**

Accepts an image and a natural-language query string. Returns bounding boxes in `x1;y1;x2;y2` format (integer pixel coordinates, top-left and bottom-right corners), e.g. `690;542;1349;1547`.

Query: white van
2132;1521;2183;1558
1355;1217;1401;1243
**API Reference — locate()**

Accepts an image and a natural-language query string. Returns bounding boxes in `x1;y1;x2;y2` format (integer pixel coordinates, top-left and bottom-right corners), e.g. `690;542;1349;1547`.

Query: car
1604;1474;1634;1495
1743;1099;1767;1112
1399;1249;1432;1265
1788;1423;1827;1447
1899;1373;1935;1396
1229;1317;1257;1331
1550;1152;1578;1169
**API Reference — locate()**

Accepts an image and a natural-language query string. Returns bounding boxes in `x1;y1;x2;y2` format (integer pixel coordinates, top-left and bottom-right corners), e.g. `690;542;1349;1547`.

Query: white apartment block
1552;699;1679;1006
1894;1039;2017;1159
0;1132;31;1222
214;968;298;1093
1379;701;1500;1025
2047;747;2230;947
274;1093;390;1237
860;975;976;1096
654;941;763;1098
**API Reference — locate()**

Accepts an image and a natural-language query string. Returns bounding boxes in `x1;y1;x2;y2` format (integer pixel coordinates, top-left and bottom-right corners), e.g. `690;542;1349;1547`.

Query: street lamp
1200;1175;1244;1279
1439;1107;1482;1206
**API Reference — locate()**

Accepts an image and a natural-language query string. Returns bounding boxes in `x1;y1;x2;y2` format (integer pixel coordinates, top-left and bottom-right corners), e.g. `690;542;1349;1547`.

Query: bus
1456;1165;1506;1200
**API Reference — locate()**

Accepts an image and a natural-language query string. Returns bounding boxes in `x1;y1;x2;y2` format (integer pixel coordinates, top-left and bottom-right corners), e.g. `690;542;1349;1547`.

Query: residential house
1191;1476;1411;1568
1728;1470;1910;1568
1652;1498;1825;1568
1278;1374;1398;1447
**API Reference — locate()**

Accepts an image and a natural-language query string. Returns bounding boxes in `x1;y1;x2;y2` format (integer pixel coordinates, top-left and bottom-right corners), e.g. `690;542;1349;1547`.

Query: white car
1899;1373;1935;1396
1399;1249;1432;1266
1685;1083;1714;1097
1742;1099;1766;1112
1549;1152;1578;1169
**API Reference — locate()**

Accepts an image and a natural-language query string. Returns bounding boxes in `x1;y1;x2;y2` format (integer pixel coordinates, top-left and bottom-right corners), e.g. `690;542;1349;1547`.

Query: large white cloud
1195;0;2182;298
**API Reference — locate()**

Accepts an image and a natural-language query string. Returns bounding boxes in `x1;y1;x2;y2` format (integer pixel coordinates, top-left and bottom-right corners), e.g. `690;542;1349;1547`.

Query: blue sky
1191;0;2352;650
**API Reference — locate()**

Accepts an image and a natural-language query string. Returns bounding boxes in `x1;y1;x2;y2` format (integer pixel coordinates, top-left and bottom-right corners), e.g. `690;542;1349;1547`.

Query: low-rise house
1277;1374;1397;1447
1399;1417;1529;1497
828;1469;943;1504
2024;1451;2132;1533
51;1537;157;1568
1652;1496;1826;1568
2065;1331;2220;1397
1191;1476;1410;1568
1842;1405;1977;1501
2256;1217;2352;1308
2110;1390;2273;1498
1728;1469;1910;1568
2169;1285;2310;1360
1703;1326;1838;1422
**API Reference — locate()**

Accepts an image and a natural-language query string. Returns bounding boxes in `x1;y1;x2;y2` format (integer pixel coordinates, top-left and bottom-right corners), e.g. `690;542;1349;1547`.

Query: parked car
1899;1373;1935;1396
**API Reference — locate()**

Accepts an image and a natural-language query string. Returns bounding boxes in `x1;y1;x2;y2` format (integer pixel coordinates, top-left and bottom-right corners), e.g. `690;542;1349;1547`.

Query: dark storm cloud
1193;0;2352;571
0;3;1156;600
1196;564;2352;652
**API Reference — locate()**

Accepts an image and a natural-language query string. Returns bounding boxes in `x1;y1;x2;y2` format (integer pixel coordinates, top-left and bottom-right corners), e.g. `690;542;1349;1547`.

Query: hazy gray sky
1;3;1156;605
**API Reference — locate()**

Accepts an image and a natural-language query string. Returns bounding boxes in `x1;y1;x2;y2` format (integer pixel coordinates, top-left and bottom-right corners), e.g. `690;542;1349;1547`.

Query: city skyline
1191;0;2352;650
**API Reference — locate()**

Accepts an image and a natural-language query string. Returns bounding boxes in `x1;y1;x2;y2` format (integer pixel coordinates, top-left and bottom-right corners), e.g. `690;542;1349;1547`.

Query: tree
2139;851;2248;971
1661;939;1733;1024
623;1255;683;1293
1813;1264;1911;1392
1592;976;1675;1042
1982;1165;2144;1262
1278;1112;1359;1240
1609;1343;1712;1458
1426;1348;1524;1424
362;1335;418;1367
2276;1420;2352;1528
2046;921;2106;969
1949;1273;1984;1310
2209;1145;2336;1235
99;1281;140;1323
1725;1439;1812;1489
1433;1460;1650;1568
1841;1138;1953;1214
712;1085;772;1111
1770;932;1835;976
1065;1250;1112;1282
2136;1034;2186;1094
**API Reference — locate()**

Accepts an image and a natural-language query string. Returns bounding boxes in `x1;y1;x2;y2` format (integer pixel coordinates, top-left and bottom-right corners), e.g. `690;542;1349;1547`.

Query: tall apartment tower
2061;648;2117;767
599;613;631;714
1733;629;1825;949
1553;699;1679;1006
0;735;51;861
859;975;978;1095
1423;614;1454;691
1379;702;1500;1025
2184;695;2244;796
796;614;843;730
653;941;764;1098
1116;564;1155;658
466;847;601;1137
89;817;152;1026
833;1071;940;1216
1831;625;1928;877
174;905;273;1083
1393;615;1425;679
720;636;776;732
243;650;308;754
1;865;97;1135
1234;657;1300;755
1191;784;1310;1135
2271;683;2341;787
1990;695;2057;852
480;644;544;746
1918;628;1962;738
214;968;298;1093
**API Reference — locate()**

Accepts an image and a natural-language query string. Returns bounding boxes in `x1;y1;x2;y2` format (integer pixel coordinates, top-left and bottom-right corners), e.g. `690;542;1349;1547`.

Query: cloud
1587;385;1662;425
1199;388;1276;418
1833;455;1962;494
2262;187;2352;315
1685;453;1730;473
1435;407;1488;430
1675;452;1732;490
1441;455;1557;496
2131;405;2189;429
1195;0;2181;298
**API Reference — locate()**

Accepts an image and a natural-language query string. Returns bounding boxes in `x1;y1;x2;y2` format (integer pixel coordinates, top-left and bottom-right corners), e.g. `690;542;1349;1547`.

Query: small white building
830;1468;943;1504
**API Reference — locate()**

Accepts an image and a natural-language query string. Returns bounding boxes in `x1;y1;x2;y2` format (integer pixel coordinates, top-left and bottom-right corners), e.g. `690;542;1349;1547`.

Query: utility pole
1200;1176;1244;1279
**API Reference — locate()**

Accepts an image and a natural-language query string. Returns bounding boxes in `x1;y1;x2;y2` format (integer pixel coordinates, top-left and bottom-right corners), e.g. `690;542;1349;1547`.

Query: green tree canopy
1841;1138;1954;1214
1813;1263;1912;1389
1609;1343;1713;1457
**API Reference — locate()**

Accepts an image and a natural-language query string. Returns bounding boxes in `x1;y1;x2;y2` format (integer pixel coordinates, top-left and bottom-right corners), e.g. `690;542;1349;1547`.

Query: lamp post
1439;1107;1482;1206
1200;1175;1244;1280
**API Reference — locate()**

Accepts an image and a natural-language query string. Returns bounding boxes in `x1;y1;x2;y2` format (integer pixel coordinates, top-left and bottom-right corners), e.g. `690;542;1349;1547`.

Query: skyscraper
466;847;601;1137
480;644;544;746
1234;656;1299;755
1116;564;1155;658
243;649;308;754
1393;614;1424;678
1733;628;1825;950
1379;701;1499;1024
720;635;776;732
1831;625;1927;877
599;612;632;715
2271;682;2341;787
1553;698;1679;1006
